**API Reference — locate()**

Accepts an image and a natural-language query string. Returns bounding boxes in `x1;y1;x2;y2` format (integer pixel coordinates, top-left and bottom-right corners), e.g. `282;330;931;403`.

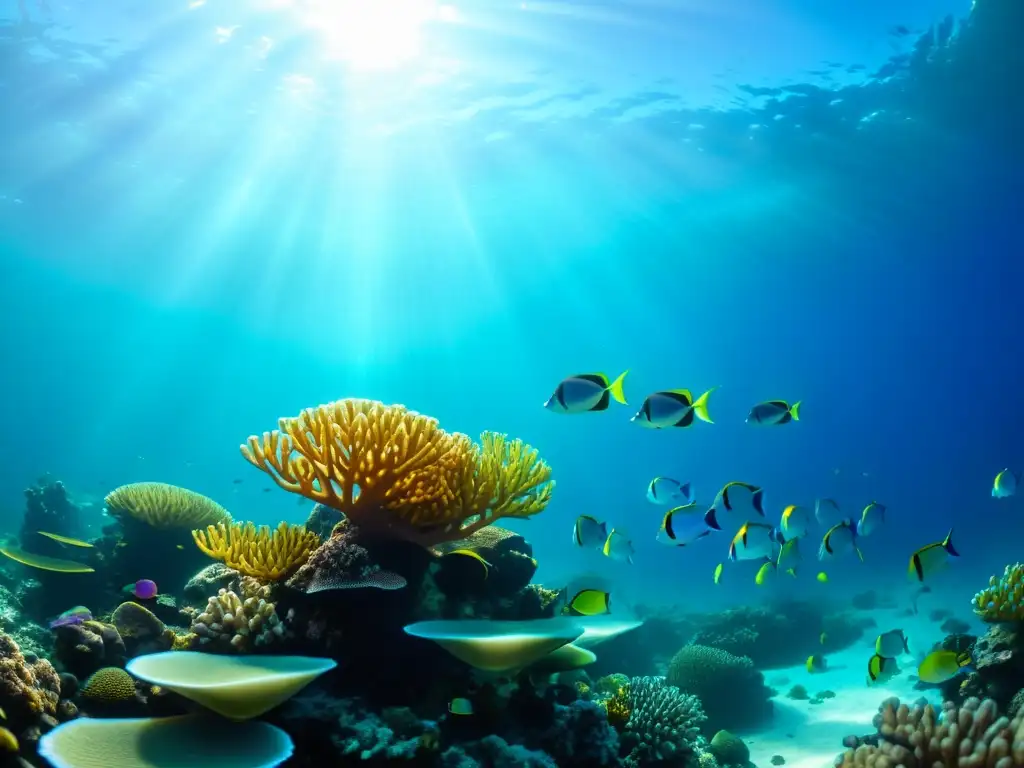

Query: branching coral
240;398;554;546
188;580;286;651
973;563;1024;622
105;483;231;529
620;676;707;766
192;521;320;581
839;696;1024;767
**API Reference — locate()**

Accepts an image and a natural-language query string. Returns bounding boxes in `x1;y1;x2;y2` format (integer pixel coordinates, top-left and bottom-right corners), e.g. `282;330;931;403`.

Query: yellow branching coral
241;399;554;546
105;483;231;530
192;521;320;581
972;562;1024;621
603;684;632;732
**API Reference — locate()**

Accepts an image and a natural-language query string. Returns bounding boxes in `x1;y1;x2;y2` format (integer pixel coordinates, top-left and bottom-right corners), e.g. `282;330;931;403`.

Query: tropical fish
815;498;842;527
568;589;611;616
755;561;777;586
443;550;491;579
917;649;972;684
820;632;828;645
779;505;811;540
993;469;1020;498
705;482;766;531
647;477;692;505
856;502;886;537
907;529;958;582
572;515;608;550
816;572;829;583
448;698;474;716
746;400;801;425
729;522;779;562
656;502;711;547
48;606;92;630
713;563;723;584
603;529;634;564
125;579;158;600
806;654;827;673
867;654;900;685
776;537;801;576
544;371;629;414
875;629;909;659
818;520;863;562
37;532;93;548
630;388;716;429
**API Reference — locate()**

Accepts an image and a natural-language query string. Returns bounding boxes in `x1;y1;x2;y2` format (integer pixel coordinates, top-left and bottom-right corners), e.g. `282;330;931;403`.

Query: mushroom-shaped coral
105;483;232;529
188;581;285;651
38;714;294;768
125;651;337;721
574;615;644;648
620;676;707;766
973;563;1024;622
192;521;319;581
528;643;597;674
240;399;554;546
403;617;582;672
838;696;1024;767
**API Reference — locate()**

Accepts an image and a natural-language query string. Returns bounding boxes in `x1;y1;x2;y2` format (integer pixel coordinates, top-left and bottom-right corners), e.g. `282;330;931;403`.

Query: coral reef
105;483;231;530
187;580;286;651
52;620;126;678
241;398;554;546
619;676;706;766
838;696;1024;767
432;526;537;598
286;522;410;594
192;521;320;581
667;644;773;733
708;730;750;766
20;475;83;552
78;667;141;715
973;563;1024;622
109;602;174;657
0;630;65;746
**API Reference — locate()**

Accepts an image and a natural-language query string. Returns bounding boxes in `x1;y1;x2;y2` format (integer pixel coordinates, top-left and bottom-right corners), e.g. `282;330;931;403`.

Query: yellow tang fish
806;654;827;674
37;531;93;548
755;561;776;586
568;589;611;616
713;563;723;584
907;529;958;582
918;649;971;684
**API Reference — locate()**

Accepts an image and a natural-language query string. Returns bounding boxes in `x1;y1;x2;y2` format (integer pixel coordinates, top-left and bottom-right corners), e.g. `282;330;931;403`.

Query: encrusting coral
973;563;1024;622
240;398;554;546
187;579;286;651
839;696;1024;767
192;521;320;581
105;482;231;529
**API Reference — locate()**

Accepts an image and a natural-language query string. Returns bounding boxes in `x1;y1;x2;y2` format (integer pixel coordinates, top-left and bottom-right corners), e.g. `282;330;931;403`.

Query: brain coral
81;668;136;703
105;483;231;529
667;644;773;732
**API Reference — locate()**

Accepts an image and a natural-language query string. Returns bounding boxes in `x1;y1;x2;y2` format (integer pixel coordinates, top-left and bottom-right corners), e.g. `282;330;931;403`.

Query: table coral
973;563;1024;622
241;398;554;546
192;521;320;581
839;696;1024;767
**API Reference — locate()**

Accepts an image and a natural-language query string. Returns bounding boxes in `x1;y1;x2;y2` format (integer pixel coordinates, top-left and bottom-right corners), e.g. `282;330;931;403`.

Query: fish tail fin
607;370;629;405
943;528;959;557
692;387;717;424
790;400;802;420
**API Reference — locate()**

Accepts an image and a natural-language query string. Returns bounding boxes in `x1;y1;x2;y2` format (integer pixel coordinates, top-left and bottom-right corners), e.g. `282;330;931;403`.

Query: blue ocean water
2;0;1022;622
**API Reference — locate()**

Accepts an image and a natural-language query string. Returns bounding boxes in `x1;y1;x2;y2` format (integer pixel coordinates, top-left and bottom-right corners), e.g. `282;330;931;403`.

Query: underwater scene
2;0;1024;766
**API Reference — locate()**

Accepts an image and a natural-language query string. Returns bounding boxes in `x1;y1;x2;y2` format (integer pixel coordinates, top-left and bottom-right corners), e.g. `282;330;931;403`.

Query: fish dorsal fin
659;389;693;406
767;400;789;408
573;373;609;387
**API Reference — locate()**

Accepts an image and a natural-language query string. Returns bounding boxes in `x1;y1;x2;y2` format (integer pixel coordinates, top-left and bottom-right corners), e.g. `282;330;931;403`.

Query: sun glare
292;0;446;70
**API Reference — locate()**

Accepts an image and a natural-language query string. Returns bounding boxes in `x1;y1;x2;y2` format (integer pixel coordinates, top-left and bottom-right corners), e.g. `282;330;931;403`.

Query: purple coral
287;524;406;594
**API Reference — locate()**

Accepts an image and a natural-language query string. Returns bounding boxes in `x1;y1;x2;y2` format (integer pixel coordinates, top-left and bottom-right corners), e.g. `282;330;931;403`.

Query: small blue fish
818;519;863;562
993;469;1020;498
746;400;801;425
572;515;608;550
907;529;958;582
602;529;634;564
814;498;842;527
779;505;811;540
646;477;692;505
856;502;886;537
705;481;765;531
631;388;716;429
544;372;629;414
656;502;711;547
728;522;780;561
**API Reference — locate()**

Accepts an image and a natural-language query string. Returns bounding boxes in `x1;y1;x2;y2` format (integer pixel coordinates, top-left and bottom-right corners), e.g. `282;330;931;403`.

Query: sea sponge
189;580;285;651
192;521;320;581
241;398;554;546
839;696;1024;767
973;563;1024;622
110;602;173;656
620;676;706;766
80;667;136;703
0;631;61;731
105;482;231;529
667;644;773;732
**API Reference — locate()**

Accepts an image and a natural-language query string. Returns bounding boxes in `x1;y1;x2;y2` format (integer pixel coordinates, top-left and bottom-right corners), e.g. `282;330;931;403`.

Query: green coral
81;668;135;703
667;644;772;732
708;730;750;766
595;673;630;697
972;563;1024;621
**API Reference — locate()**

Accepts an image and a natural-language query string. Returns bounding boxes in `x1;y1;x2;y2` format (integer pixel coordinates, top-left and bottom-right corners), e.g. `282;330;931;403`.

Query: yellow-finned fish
544;371;629;414
713;563;723;584
448;697;474;715
875;629;909;659
568;589;611;616
907;529;958;582
917;649;972;684
729;522;779;561
776;537;801;576
755;561;777;586
37;532;93;548
818;520;863;562
856;502;887;537
705;481;766;531
746;399;801;425
572;515;608;550
806;654;827;673
993;468;1020;498
647;477;693;505
815;498;842;527
603;529;635;564
630;387;716;429
656;502;712;547
867;654;900;685
443;549;491;579
779;505;811;540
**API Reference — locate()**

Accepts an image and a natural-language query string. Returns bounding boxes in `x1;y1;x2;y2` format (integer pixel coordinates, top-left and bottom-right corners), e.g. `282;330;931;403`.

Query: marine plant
972;563;1024;622
192;521;320;581
839;696;1024;767
240;398;554;546
105;482;232;529
620;676;706;766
